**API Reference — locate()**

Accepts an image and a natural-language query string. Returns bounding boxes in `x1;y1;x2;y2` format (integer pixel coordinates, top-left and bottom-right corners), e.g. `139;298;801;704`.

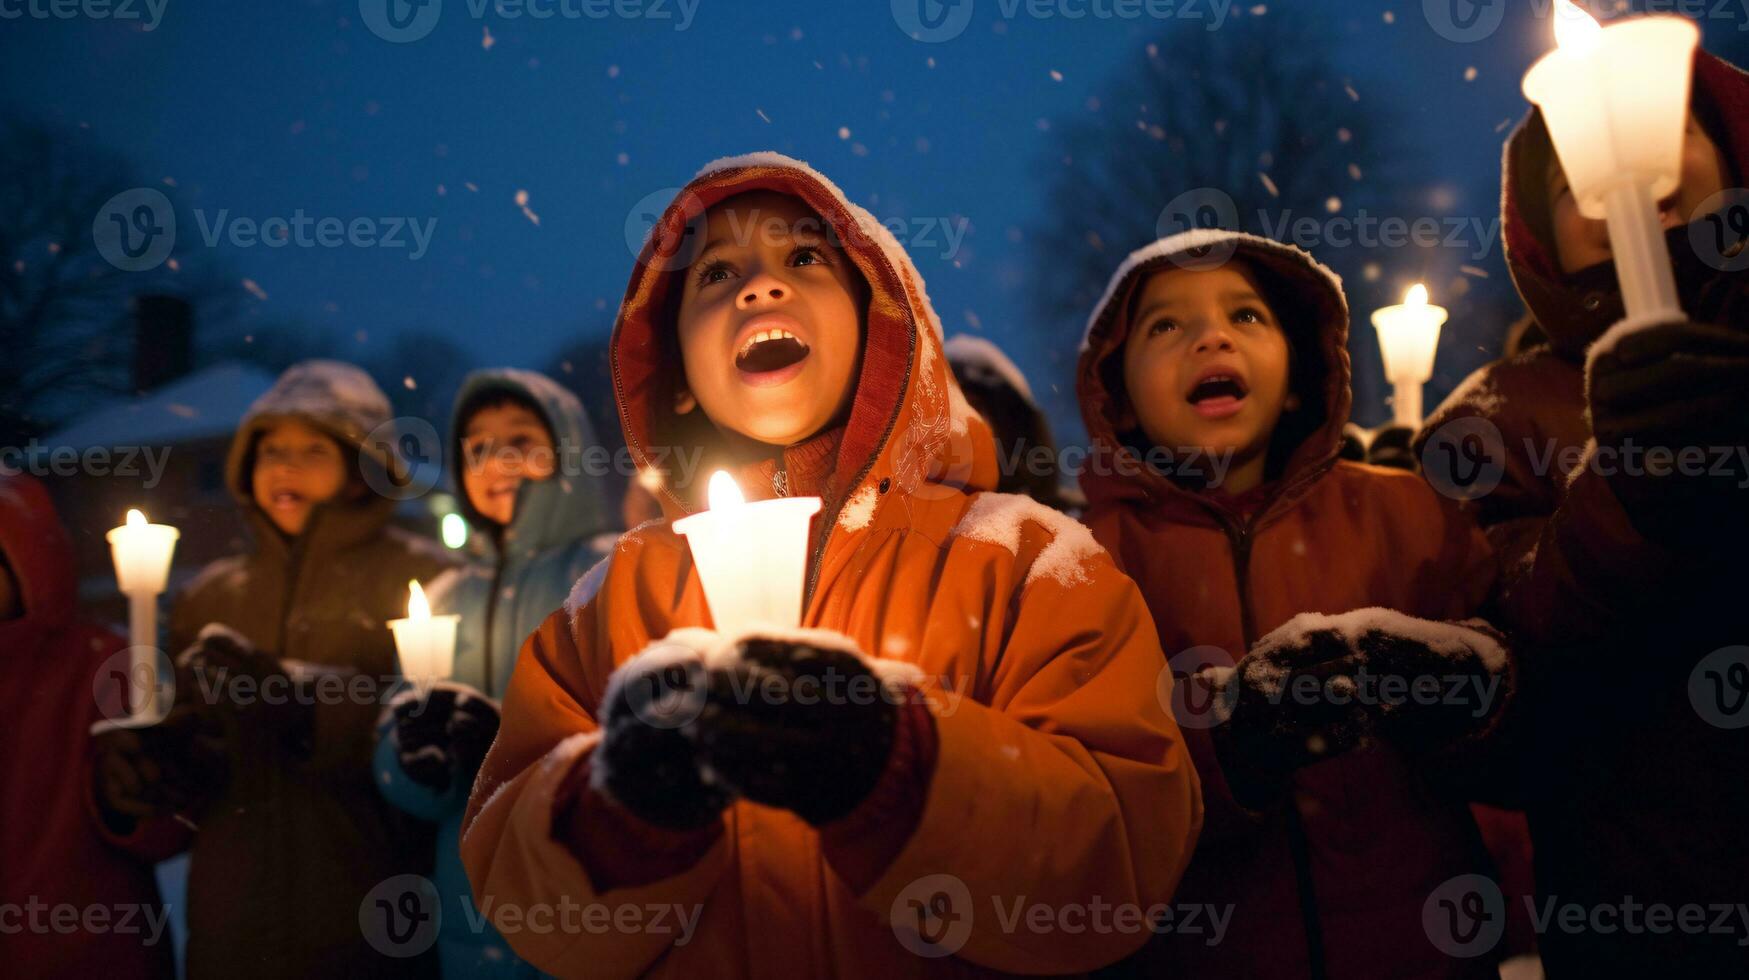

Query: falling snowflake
482;26;494;50
242;279;268;301
1258;172;1280;198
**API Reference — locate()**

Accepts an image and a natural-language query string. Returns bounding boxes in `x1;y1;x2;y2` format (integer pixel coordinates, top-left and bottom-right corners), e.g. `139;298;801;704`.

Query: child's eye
694;261;735;286
1232;306;1268;325
1145;318;1178;337
790;246;829;267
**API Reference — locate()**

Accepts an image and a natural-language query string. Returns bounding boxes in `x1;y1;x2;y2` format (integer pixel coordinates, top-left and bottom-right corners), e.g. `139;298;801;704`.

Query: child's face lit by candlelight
1119;264;1293;494
674;192;867;449
251;420;350;537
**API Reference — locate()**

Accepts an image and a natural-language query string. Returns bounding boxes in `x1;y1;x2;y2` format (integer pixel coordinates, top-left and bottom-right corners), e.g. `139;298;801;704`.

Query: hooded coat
374;367;618;978
459;153;1203;978
1417;51;1749;977
165;360;452;979
0;473;175;979
1076;230;1505;980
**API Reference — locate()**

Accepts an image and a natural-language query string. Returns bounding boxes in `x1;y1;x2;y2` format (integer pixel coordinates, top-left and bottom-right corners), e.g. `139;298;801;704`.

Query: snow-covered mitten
590;630;733;831
1588;319;1749;550
388;682;500;793
175;625;314;758
688;630;914;827
1201;621;1377;808
1342;614;1509;755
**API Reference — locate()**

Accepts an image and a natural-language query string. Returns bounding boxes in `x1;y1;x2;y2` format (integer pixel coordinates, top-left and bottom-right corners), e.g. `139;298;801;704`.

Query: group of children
7;44;1745;980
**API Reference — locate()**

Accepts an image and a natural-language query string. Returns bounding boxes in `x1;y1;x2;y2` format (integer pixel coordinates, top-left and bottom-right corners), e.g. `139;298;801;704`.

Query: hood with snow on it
611;151;997;531
1075;229;1352;515
449;368;614;562
224;359;408;547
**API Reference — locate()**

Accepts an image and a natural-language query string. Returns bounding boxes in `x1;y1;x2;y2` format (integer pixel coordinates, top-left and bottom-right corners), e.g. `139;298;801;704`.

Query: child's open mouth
267;489;306;513
1186;372;1249;420
734;323;812;388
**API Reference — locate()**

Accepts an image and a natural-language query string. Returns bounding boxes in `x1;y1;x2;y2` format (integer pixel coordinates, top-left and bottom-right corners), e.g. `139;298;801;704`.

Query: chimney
132;294;193;393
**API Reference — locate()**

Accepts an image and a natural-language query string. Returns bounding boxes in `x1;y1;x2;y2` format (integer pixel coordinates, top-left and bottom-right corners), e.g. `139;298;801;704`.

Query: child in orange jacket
459;154;1202;977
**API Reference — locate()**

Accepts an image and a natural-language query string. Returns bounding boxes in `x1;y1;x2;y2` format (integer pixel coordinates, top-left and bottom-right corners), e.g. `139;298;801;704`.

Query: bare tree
0;113;239;443
1027;6;1410;333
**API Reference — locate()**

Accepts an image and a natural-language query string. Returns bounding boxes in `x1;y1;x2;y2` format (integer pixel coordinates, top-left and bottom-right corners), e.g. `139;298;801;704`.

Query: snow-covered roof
48;361;279;450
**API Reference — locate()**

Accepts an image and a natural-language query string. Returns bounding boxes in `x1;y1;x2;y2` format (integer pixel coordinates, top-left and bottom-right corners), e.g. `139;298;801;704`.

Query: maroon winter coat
0;473;176;979
1419;50;1749;978
1078;231;1507;980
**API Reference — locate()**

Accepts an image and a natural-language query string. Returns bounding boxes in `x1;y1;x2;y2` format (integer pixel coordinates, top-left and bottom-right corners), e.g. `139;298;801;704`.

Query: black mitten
175;626;314;758
591;631;733;831
1588;319;1749;549
688;632;903;827
390;683;501;793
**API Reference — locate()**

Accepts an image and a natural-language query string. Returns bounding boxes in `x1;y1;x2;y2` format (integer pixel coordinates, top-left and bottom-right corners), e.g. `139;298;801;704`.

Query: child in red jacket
1077;231;1517;979
0;473;175;979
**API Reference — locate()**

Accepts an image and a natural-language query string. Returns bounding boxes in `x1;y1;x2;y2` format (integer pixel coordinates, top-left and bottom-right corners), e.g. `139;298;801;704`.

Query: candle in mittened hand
389;579;459;692
1522;0;1699;329
673;470;823;638
98;509;179;727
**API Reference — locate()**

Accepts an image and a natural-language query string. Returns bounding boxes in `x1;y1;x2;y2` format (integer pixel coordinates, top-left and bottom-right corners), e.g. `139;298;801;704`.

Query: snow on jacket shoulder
459;153;1202;979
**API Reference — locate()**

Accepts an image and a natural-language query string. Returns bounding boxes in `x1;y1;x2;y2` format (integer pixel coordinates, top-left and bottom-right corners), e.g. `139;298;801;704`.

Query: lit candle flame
706;470;744;511
1405;283;1429;307
126;508;147;527
407;579;430;621
1553;0;1602;52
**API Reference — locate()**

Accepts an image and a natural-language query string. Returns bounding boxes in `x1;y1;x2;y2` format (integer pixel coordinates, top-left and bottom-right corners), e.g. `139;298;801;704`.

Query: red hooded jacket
1077;231;1508;980
0;473;174;978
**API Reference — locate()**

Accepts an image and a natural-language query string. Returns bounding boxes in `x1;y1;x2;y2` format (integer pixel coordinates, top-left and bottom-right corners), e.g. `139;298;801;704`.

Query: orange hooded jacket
459;153;1202;978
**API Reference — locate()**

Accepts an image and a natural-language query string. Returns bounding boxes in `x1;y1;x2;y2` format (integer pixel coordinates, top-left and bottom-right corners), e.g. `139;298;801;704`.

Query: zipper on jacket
1220;512;1328;980
277;535;308;657
481;550;507;699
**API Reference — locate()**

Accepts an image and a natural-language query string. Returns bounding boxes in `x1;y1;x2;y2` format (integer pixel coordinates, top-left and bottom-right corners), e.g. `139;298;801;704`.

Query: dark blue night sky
7;0;1744;436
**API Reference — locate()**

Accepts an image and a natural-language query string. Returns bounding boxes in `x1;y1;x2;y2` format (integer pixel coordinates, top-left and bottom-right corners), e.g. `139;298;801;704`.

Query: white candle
672;470;822;637
106;508;178;724
388;580;459;692
1522;0;1698;327
1371;283;1449;428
